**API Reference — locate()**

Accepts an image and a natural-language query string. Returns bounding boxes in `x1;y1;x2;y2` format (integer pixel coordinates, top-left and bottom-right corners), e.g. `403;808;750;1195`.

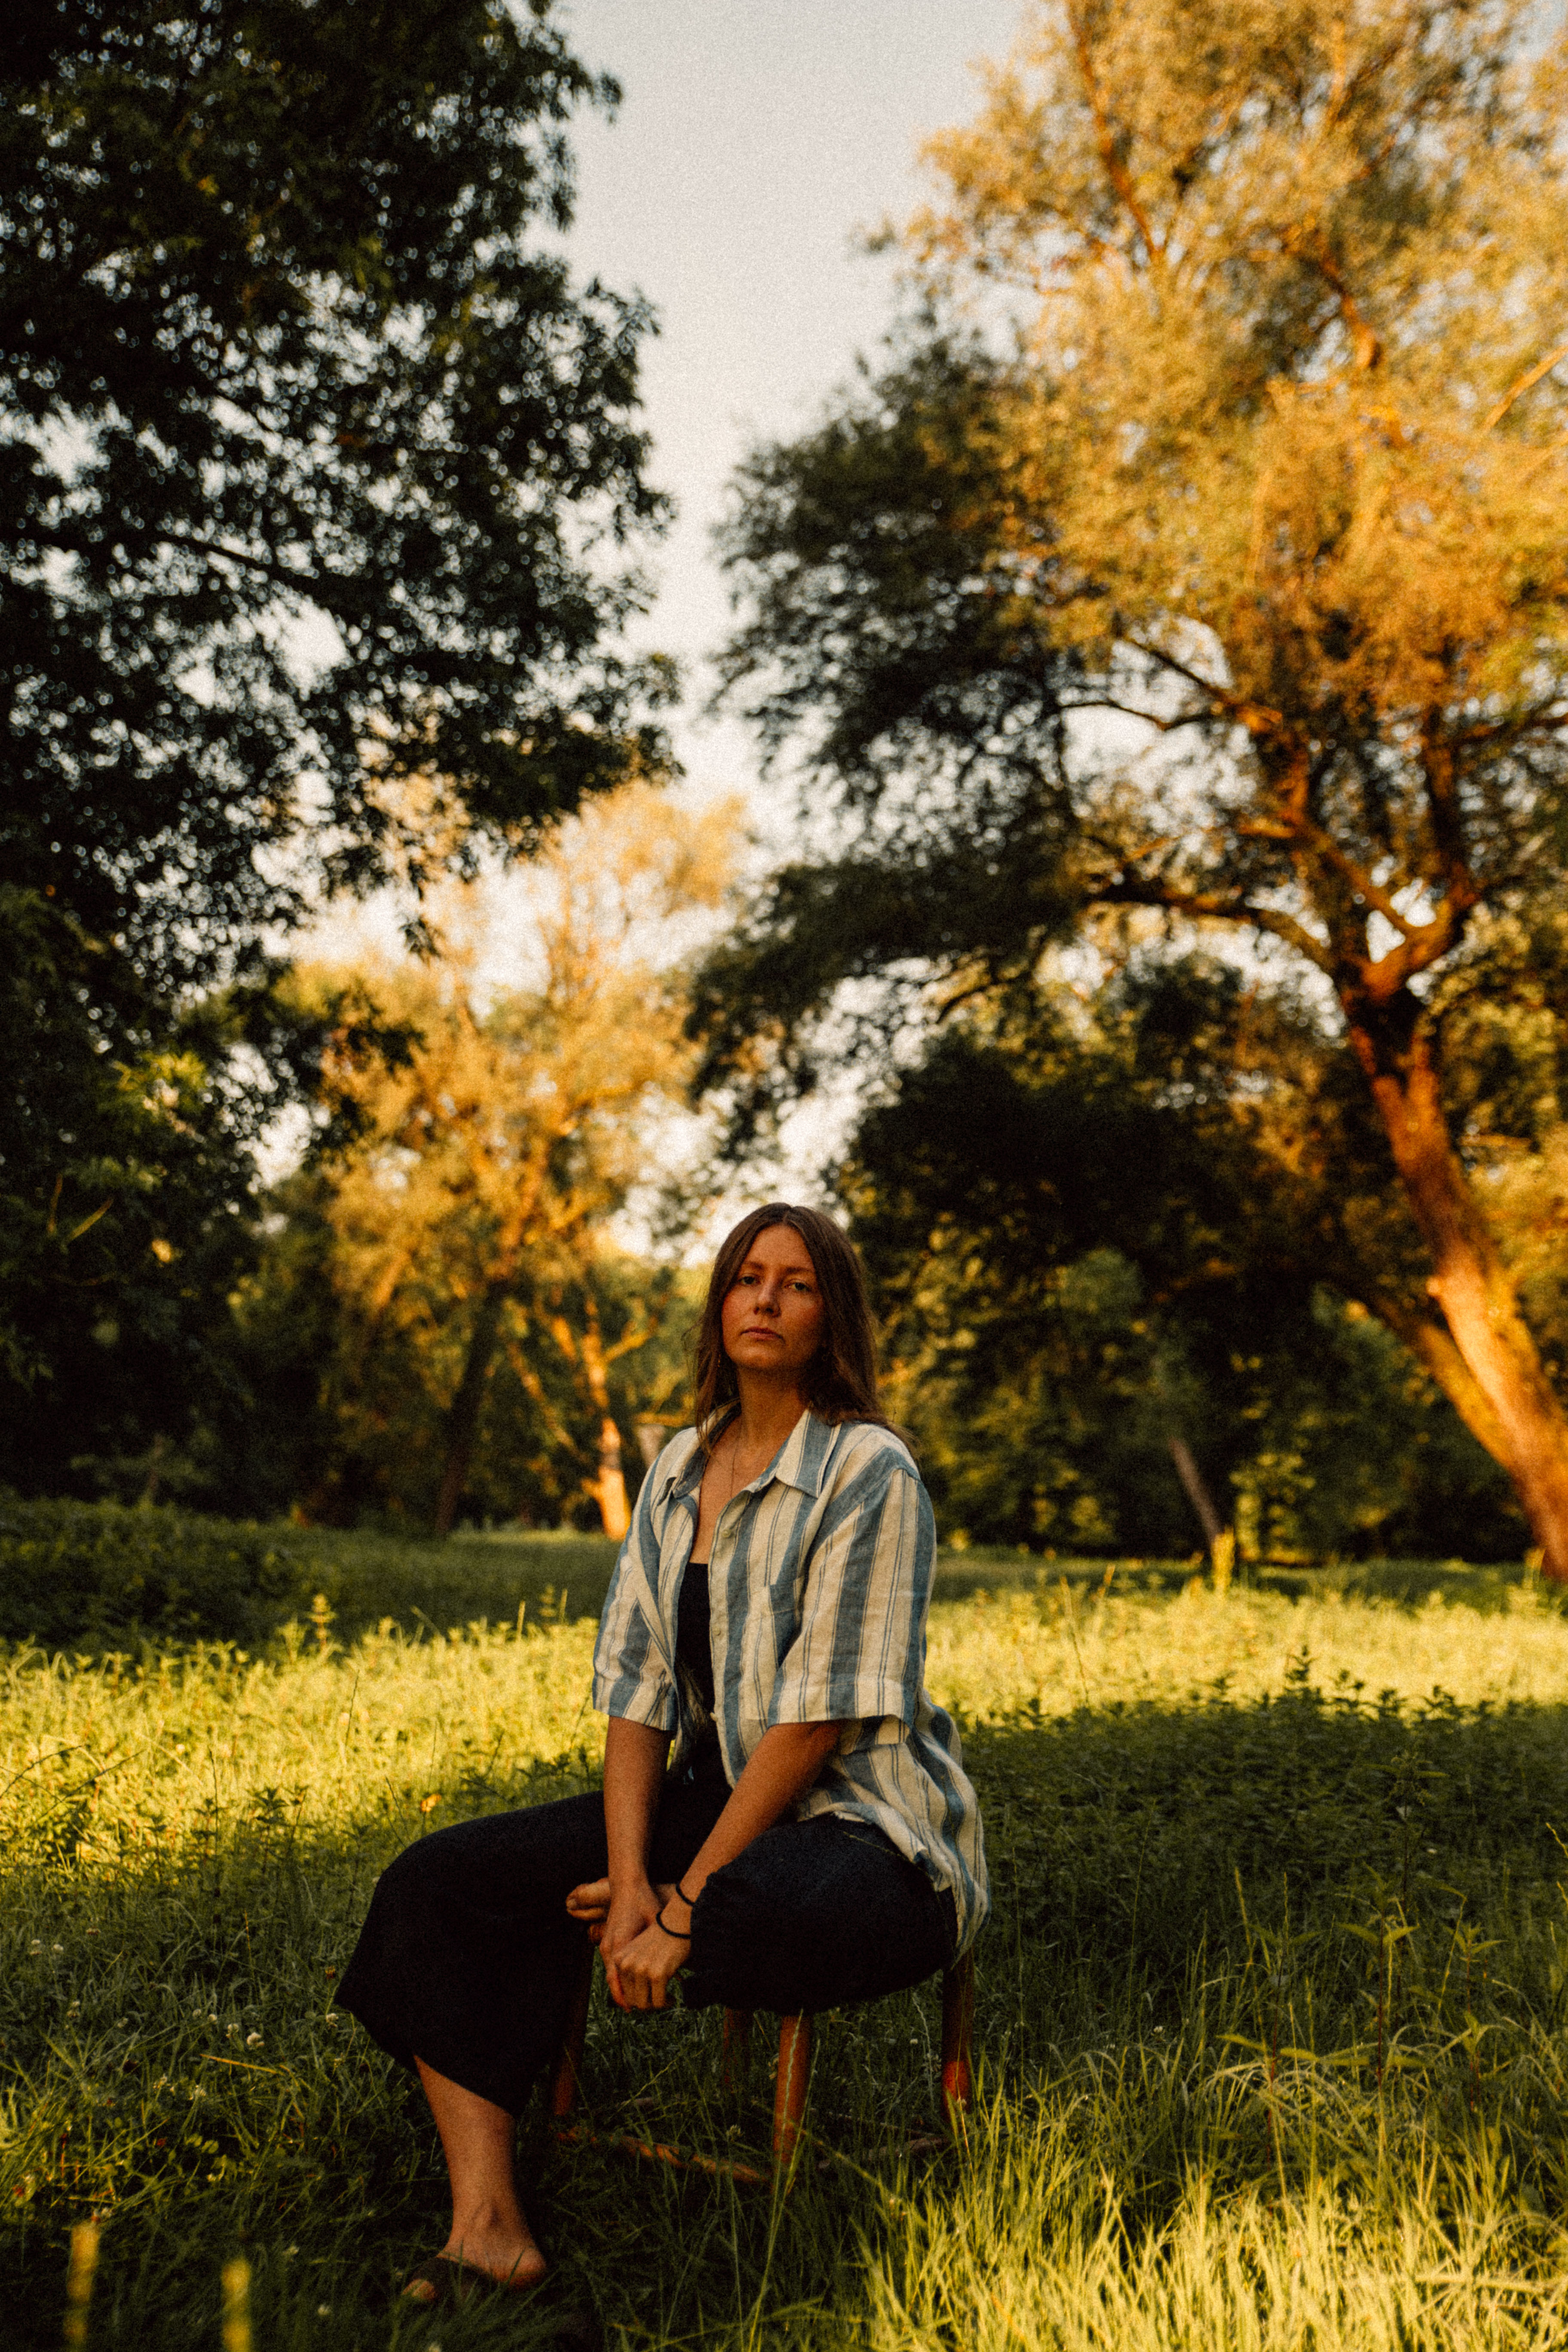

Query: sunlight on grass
3;1567;1568;2346
931;1573;1568;1720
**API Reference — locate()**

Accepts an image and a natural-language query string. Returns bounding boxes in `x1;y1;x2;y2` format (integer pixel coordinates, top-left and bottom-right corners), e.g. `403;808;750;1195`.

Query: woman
337;1203;988;2311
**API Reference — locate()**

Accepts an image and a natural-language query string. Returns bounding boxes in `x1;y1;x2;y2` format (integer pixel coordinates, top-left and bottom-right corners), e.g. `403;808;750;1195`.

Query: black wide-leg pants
337;1764;956;2116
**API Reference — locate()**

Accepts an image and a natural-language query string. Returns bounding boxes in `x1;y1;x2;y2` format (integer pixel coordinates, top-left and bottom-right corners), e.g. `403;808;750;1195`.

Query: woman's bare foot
401;2211;548;2301
443;2209;549;2290
407;2059;551;2300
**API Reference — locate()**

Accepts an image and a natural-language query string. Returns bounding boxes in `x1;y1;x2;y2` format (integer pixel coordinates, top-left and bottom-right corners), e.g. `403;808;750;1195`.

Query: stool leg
772;2013;812;2171
940;1953;974;2129
549;1935;596;2122
722;2006;753;2092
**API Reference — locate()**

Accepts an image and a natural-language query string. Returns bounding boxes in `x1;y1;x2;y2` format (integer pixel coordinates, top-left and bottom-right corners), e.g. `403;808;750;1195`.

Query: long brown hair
692;1204;893;1449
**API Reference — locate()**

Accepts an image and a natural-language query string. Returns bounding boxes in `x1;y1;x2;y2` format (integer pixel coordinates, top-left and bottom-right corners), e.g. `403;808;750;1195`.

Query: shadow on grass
304;1527;621;1642
6;1681;1568;2346
0;1498;622;1657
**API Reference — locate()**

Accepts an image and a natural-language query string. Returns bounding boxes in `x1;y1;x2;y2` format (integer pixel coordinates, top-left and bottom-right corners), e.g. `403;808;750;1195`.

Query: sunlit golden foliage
279;784;739;1528
912;0;1568;731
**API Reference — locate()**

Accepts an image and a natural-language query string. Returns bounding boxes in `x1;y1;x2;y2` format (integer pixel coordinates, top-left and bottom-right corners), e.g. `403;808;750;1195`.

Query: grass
4;1550;1568;2346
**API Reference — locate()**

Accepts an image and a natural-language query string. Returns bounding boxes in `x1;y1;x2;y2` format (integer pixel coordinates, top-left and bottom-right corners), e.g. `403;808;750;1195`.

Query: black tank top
676;1558;715;1712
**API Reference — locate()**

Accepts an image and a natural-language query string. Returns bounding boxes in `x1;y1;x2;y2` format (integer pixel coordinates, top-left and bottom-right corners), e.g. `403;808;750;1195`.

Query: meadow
5;1537;1568;2348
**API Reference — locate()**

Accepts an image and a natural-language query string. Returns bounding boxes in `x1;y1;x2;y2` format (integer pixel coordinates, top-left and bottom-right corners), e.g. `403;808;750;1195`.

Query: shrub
0;1492;321;1649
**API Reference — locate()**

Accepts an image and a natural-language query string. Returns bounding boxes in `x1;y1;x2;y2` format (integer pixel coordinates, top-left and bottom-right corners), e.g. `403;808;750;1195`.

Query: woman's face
720;1223;826;1386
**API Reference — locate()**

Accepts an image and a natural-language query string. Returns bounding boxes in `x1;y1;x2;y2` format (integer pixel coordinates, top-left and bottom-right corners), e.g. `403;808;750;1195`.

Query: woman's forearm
667;1721;842;1917
589;1719;845;2010
603;1715;671;1892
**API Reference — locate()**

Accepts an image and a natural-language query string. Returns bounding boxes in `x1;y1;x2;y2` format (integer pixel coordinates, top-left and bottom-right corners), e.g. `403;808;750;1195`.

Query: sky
305;1;1030;1213
554;0;1025;818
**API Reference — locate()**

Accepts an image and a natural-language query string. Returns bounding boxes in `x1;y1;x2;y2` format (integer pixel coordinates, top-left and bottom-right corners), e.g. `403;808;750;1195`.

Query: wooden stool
549;1945;974;2184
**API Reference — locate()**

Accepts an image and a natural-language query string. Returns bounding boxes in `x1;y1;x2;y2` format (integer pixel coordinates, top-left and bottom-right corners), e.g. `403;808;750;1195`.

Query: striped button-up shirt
592;1409;988;1955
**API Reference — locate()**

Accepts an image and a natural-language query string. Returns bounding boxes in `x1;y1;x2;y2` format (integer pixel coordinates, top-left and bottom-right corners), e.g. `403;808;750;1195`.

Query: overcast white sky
554;0;1025;815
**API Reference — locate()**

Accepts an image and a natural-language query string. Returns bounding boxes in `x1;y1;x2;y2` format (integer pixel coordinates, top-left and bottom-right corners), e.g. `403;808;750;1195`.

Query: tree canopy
251;784;736;1534
1;0;669;1474
841;954;1528;1562
707;0;1568;1570
3;0;667;977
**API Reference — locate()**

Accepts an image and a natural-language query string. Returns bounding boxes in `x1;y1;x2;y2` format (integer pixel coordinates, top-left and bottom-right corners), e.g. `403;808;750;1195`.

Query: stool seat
550;1946;974;2183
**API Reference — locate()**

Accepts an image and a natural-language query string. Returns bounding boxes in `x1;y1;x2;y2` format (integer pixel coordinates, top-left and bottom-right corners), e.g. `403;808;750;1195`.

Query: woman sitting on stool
337;1202;989;2307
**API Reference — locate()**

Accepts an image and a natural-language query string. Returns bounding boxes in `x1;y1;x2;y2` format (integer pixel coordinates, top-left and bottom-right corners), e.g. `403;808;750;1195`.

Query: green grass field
6;1541;1568;2348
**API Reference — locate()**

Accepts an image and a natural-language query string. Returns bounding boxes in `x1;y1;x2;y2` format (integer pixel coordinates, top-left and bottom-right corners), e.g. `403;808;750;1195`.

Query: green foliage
2;0;666;981
0;1494;311;1650
698;336;1083;1130
450;1257;699;1535
847;969;1523;1560
0;0;670;1492
5;1565;1568;2344
0;1491;619;1650
208;1178;698;1528
0;891;332;1499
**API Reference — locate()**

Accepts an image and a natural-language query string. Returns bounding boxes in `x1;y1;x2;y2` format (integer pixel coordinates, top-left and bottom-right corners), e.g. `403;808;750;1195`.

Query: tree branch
1122;635;1284;734
1482;343;1568;432
504;1332;583;1461
1094;872;1335;971
1063;692;1210;735
1452;696;1568;748
1065;2;1164;266
1280;224;1383;370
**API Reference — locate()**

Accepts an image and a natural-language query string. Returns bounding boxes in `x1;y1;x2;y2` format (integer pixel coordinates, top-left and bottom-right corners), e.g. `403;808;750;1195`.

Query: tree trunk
1366;1292;1512;1467
575;1298;631;1541
140;1432;167;1507
1349;1012;1568;1577
434;1279;508;1537
591;1414;631;1544
1167;1432;1225;1551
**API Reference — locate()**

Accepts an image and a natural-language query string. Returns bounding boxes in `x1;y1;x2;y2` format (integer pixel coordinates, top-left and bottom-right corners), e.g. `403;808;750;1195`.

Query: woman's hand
565;1876;686;2007
564;1875;614;1940
601;1891;689;2010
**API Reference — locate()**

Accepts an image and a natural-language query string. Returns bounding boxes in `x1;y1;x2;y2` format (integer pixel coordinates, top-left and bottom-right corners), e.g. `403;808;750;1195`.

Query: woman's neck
727;1373;808;1461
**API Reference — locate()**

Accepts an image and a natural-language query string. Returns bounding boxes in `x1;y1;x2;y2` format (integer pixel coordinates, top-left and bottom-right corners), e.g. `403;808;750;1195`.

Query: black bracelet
654;1905;691;1942
674;1880;699;1909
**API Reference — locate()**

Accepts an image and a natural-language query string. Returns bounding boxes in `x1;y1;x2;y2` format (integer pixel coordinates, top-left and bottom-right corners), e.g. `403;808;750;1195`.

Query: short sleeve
591;1455;679;1733
767;1441;932;1729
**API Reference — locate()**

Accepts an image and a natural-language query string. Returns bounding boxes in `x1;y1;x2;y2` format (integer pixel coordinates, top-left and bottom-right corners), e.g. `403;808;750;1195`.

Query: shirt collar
656;1408;836;1506
773;1407;834;1495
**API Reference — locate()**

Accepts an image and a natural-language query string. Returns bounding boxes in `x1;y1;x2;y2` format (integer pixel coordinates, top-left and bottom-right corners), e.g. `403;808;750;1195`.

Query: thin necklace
723;1415;771;1510
723;1419;746;1508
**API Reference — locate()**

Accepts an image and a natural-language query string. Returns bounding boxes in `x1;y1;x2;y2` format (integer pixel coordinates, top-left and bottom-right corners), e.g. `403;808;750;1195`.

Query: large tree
839;952;1527;1560
3;0;665;971
706;0;1568;1572
1;0;667;1476
289;784;734;1534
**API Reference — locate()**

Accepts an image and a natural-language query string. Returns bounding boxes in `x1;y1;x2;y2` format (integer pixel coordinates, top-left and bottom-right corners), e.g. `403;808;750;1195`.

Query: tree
3;0;666;981
0;884;258;1497
707;0;1568;1571
292;783;735;1534
0;878;376;1497
840;959;1522;1561
1;0;668;1473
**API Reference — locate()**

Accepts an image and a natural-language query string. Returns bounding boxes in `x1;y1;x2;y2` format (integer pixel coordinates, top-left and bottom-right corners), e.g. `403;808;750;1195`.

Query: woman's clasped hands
565;1874;692;2009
